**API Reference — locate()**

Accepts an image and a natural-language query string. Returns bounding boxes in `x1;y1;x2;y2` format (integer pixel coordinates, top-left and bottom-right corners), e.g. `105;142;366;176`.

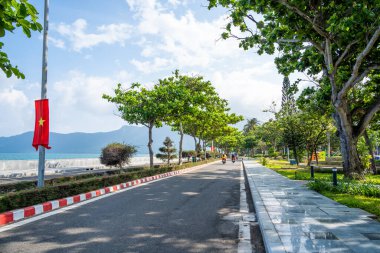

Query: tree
215;127;243;154
0;0;42;78
278;76;305;164
157;71;217;165
177;77;243;157
243;136;257;157
243;118;259;135
255;119;282;155
279;112;306;164
297;87;334;165
208;1;380;179
103;83;169;169
156;137;177;165
100;143;137;168
281;76;297;115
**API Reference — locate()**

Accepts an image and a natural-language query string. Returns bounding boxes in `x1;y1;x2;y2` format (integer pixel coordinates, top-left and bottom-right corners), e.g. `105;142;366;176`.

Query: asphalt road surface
0;161;241;253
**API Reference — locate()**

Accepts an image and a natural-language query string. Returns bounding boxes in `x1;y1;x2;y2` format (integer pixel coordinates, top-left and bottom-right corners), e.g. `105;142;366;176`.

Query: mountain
0;126;195;154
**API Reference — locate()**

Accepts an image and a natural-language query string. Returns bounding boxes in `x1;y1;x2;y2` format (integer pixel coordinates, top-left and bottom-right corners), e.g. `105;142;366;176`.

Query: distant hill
0;126;194;154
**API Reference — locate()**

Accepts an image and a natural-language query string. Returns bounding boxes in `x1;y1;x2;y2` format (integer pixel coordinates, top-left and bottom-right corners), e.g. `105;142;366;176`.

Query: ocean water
0;153;149;161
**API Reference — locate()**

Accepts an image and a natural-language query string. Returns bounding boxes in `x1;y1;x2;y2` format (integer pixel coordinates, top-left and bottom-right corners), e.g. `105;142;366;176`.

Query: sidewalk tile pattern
244;160;380;253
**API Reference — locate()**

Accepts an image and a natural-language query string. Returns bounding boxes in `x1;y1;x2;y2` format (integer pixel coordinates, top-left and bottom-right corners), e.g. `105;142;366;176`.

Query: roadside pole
37;0;49;188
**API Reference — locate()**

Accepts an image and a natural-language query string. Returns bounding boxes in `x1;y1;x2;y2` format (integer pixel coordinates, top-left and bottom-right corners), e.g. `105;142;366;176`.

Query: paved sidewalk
244;160;380;253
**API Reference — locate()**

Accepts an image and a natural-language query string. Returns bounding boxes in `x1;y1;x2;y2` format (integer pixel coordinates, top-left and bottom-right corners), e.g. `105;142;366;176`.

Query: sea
0;153;149;161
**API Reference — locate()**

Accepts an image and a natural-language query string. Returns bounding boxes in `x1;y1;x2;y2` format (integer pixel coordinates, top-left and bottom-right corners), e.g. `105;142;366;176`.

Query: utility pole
37;0;49;188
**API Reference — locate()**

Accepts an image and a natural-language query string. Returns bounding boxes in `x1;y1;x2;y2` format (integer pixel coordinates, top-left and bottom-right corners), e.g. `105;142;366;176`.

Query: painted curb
0;162;215;226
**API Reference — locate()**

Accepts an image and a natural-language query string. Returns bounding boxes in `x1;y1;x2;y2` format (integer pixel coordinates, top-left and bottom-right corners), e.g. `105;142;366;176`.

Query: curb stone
0;161;216;226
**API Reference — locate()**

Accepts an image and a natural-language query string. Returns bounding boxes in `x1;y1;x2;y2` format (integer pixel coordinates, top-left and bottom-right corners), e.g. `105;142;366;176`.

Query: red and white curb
0;162;215;227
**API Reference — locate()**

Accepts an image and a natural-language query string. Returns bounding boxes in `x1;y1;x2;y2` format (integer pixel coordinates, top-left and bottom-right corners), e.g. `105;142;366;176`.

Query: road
0;161;241;253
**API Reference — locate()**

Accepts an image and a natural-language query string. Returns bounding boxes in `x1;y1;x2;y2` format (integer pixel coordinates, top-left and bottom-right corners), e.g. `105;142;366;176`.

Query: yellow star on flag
38;117;45;126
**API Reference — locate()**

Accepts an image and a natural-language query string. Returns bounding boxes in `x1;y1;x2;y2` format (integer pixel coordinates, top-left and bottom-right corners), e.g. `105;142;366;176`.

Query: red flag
32;99;51;150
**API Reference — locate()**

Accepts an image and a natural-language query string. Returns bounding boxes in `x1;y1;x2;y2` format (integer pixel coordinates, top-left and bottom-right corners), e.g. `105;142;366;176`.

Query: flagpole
37;0;49;188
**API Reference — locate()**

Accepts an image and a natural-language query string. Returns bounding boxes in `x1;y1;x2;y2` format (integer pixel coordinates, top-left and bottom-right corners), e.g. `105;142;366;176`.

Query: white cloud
168;0;180;6
0;78;33;136
130;57;171;73
127;0;243;73
52;19;132;51
0;88;29;108
50;71;129;133
49;36;65;49
209;61;283;121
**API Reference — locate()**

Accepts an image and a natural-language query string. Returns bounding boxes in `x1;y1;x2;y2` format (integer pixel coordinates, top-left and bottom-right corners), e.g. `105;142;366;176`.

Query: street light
37;0;49;188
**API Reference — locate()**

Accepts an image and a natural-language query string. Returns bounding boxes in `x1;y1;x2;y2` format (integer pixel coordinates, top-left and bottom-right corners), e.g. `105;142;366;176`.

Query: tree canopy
0;0;42;78
208;0;380;178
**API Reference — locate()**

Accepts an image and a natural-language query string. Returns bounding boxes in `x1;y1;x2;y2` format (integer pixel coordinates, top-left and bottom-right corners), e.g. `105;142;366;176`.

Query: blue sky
0;0;302;137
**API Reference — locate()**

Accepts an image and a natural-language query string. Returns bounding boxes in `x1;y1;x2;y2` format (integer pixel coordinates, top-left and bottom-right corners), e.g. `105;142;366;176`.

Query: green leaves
105;70;243;156
0;0;42;78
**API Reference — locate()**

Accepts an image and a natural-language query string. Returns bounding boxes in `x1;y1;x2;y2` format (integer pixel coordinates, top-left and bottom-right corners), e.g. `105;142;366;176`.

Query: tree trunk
293;146;298;165
315;148;319;165
307;149;311;166
333;110;364;179
202;140;206;160
197;138;202;158
364;130;377;174
148;124;154;169
178;122;184;165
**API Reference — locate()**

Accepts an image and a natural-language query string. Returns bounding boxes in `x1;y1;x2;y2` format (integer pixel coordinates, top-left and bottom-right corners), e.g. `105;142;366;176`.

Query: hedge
0;159;215;213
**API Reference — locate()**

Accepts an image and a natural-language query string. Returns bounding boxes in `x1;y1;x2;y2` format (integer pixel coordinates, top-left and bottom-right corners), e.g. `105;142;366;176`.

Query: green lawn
265;159;380;184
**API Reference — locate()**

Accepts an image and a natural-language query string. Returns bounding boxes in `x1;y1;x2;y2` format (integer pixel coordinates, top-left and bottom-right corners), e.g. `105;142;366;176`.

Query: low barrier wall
0;157;161;176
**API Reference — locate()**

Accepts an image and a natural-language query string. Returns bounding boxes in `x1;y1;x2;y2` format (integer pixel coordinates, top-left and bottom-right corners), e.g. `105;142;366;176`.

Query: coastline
0;156;162;178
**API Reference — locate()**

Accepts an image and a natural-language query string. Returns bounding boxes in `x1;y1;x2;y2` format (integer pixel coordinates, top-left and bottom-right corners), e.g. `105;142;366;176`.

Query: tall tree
243;118;259;135
281;76;297;115
278;76;304;163
158;71;223;164
0;0;42;78
103;83;169;169
208;0;380;179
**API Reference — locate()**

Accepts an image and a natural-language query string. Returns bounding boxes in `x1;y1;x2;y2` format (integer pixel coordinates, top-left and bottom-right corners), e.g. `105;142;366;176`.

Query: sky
0;0;304;137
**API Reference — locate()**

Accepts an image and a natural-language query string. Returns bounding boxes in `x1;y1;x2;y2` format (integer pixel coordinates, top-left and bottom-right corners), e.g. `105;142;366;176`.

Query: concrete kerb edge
242;161;286;253
0;161;218;226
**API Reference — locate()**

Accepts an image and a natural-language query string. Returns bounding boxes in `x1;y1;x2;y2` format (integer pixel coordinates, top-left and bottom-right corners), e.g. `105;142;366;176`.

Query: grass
264;158;380;184
365;174;380;185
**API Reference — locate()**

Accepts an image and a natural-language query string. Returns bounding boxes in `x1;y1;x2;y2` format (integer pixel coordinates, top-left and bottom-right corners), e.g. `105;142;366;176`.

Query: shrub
182;150;196;158
260;157;268;166
100;143;137;168
0;158;216;213
307;179;380;198
156;137;177;165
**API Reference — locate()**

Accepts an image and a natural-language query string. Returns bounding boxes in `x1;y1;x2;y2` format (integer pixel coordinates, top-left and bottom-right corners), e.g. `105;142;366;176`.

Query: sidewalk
244;160;380;253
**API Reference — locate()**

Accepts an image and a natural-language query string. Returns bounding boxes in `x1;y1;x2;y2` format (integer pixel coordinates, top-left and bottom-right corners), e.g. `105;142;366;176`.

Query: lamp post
37;0;49;188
